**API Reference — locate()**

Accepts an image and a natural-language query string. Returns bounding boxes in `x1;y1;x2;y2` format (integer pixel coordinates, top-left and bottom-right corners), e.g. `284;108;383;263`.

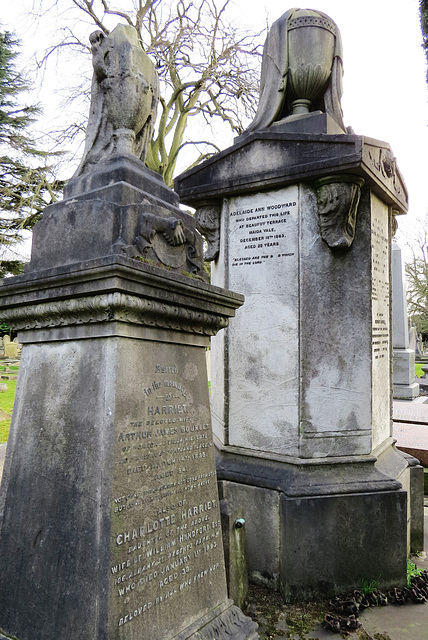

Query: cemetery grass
415;363;425;378
0;378;16;443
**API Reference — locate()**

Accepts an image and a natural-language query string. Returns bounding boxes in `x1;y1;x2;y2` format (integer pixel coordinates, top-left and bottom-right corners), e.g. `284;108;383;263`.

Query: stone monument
175;9;424;599
0;25;257;640
392;240;419;399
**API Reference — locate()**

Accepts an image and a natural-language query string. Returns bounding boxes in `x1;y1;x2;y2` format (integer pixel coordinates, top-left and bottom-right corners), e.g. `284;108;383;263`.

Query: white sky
2;0;428;255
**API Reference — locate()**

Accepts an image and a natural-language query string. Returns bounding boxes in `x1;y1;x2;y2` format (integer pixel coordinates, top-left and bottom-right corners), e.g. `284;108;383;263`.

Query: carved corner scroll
315;175;365;249
194;203;221;262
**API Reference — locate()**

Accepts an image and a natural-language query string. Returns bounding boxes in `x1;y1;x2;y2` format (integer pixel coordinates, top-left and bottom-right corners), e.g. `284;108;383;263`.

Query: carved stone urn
287;9;336;115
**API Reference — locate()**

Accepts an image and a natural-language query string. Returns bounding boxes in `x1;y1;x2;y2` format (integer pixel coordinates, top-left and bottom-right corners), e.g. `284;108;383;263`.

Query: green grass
407;559;424;587
415;363;425;378
0;376;17;444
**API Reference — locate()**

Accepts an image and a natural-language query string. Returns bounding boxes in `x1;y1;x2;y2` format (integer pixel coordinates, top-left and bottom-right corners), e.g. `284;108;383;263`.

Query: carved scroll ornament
315;175;364;249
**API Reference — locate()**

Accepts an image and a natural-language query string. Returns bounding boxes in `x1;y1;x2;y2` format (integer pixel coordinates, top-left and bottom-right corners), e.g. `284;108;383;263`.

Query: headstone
0;25;257;640
3;342;18;358
392;240;419;398
176;8;421;600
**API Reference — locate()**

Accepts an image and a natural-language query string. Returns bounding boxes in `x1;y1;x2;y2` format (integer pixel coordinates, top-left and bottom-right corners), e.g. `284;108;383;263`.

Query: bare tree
29;0;263;186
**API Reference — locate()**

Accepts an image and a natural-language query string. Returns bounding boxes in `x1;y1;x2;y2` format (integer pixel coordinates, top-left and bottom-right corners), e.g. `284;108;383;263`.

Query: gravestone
392;240;419;398
176;8;422;599
0;25;257;640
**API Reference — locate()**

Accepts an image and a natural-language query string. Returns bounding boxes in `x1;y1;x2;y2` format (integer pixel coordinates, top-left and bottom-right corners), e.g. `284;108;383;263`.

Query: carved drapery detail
0;293;229;336
70;24;159;181
194;204;221;262
119;209;204;278
315;175;365;249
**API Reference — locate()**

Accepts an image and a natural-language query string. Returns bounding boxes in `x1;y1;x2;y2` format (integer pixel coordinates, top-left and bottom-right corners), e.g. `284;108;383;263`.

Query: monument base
216;440;413;600
393;349;419;399
393;382;420;399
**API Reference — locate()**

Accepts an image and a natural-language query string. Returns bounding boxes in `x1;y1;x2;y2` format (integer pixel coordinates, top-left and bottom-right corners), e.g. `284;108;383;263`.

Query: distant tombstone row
0;336;20;359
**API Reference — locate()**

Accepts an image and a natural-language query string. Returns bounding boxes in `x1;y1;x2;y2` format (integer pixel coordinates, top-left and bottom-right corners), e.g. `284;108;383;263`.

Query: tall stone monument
0;25;257;640
175;9;423;599
392;240;419;398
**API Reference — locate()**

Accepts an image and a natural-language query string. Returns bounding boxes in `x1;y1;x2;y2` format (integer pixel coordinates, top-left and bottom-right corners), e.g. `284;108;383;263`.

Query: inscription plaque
109;341;227;637
222;187;300;455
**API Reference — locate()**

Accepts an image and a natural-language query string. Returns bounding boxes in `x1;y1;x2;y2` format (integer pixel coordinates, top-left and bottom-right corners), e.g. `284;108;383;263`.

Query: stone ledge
0;257;244;339
214;439;403;497
175;132;408;213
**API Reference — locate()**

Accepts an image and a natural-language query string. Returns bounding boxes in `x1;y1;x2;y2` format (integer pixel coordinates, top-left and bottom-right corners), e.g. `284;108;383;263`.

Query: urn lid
287;9;337;35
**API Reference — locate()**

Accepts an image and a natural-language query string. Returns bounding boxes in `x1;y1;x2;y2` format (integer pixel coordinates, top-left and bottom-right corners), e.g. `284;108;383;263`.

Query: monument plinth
0;25;257;640
175;8;423;600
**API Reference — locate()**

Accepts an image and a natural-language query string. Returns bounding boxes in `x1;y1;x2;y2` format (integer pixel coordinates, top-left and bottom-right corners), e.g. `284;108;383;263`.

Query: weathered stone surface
209;184;392;460
0;257;256;640
280;490;408;601
242;9;346;135
0;32;255;634
69;24;158;184
219;498;249;610
29;159;203;280
174;133;408;215
175;74;416;600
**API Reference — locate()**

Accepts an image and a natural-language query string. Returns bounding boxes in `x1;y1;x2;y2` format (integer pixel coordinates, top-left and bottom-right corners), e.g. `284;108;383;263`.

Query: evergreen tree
0;28;63;276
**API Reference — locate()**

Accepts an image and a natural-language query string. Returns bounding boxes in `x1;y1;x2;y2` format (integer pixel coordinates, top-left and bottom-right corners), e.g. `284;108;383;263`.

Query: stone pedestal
0;159;257;640
175;131;420;600
392;241;419;399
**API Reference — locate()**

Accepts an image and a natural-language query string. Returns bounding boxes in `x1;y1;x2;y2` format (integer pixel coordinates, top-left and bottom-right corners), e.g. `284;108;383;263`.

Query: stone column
392;240;419;398
0;156;258;640
175;131;414;600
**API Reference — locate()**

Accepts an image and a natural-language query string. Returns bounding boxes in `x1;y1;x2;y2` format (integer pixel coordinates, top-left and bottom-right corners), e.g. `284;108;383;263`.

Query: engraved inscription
371;195;391;449
372;215;389;363
228;192;298;267
222;187;300;455
109;355;224;634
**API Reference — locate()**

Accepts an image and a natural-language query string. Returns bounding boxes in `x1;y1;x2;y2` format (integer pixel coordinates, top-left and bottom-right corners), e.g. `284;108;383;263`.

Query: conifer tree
0;28;63;276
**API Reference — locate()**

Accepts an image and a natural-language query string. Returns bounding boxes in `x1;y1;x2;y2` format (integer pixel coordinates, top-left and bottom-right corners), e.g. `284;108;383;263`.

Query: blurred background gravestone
176;8;424;599
0;25;257;640
392;240;419;399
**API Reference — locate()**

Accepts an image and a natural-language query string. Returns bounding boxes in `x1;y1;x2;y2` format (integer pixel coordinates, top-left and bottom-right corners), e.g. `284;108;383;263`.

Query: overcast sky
3;0;428;253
